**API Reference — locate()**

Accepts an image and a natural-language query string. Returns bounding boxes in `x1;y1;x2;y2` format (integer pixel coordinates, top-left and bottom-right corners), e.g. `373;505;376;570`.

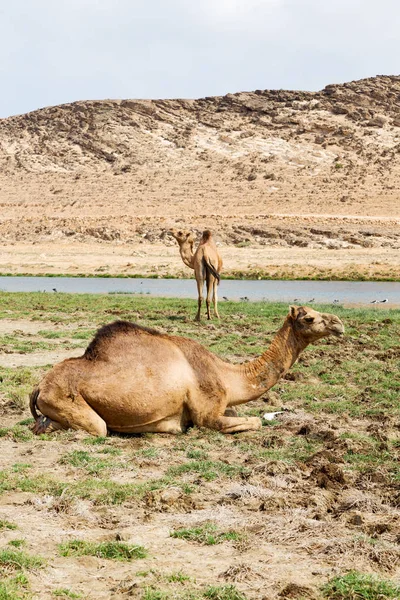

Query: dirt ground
0;214;399;280
1;308;399;600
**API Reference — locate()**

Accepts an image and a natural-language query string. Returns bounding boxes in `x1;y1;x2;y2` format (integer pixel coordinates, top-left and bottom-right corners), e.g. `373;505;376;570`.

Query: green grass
203;586;246;600
0;520;17;530
0;574;30;600
141;586;246;600
52;590;82;599
59;450;122;475
58;540;148;561
7;541;26;549
322;571;400;599
0;549;44;571
165;571;191;584
170;523;244;546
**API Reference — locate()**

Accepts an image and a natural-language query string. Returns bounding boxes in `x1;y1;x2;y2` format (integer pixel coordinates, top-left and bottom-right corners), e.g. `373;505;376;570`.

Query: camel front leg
195;278;204;321
204;415;262;434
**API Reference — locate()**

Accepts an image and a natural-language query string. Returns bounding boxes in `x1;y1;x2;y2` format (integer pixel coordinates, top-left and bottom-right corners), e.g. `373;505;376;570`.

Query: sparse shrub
322;571;400;599
170;523;244;546
58;540;147;561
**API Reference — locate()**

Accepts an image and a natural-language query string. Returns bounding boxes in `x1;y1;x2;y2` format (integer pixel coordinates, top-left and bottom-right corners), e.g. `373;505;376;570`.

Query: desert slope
0;75;399;278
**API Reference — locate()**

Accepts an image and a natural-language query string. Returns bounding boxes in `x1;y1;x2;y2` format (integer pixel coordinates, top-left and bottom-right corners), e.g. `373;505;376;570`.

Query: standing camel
169;228;222;321
30;306;344;437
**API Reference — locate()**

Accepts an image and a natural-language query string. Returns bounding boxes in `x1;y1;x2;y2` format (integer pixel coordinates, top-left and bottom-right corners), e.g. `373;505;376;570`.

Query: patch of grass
0;549;44;571
165;571;191;583
0;520;17;531
52;589;83;598
203;586;247;600
7;541;26;549
59;450;121;475
12;464;31;473
136;447;160;459
58;540;148;561
142;589;170;600
186;449;208;460
322;571;400;599
0;574;30;600
170;523;244;546
0;426;34;443
82;436;107;445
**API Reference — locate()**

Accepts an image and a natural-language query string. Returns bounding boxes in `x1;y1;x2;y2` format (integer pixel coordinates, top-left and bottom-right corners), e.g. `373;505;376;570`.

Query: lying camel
170;229;222;321
30;306;344;437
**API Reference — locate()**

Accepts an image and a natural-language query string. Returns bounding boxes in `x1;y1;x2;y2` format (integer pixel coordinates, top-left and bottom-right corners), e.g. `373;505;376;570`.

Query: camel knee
85;420;108;437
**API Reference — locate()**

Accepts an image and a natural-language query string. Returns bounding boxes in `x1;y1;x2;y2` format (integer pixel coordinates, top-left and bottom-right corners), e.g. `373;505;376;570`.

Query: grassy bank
0;268;399;281
0;294;400;599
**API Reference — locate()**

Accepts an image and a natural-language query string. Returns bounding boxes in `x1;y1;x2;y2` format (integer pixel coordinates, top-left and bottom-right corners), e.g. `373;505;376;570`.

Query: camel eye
304;316;314;323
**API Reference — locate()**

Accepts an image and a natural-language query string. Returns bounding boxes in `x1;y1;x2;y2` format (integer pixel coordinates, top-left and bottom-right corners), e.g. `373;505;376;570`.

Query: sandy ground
0;230;399;280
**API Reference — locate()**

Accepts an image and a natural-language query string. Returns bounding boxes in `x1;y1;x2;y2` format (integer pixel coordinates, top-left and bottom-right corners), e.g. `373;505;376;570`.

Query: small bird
52;288;57;293
293;298;300;302
240;296;249;302
308;298;315;303
370;300;378;304
333;299;339;304
222;296;229;301
380;299;388;303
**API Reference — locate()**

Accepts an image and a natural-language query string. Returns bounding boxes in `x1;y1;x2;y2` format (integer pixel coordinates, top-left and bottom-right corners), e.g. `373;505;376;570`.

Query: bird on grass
380;299;388;303
222;296;229;301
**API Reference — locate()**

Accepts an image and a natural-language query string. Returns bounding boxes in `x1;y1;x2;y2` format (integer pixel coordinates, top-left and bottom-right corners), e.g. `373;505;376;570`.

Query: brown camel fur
30;306;344;437
169;229;223;321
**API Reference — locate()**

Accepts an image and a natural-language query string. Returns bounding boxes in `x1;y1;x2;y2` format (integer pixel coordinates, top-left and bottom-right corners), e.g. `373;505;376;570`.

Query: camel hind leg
35;391;107;437
212;279;219;319
205;275;213;320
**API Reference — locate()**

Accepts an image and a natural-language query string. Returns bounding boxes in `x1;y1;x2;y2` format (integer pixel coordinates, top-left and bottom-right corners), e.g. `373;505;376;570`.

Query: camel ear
289;305;300;320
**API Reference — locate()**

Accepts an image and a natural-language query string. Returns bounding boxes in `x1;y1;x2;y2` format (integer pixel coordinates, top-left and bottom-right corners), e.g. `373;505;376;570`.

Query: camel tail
203;257;221;283
29;387;41;420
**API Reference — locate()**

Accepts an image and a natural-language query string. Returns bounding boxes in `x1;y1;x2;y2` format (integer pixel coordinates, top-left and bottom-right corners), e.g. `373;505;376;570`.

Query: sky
0;0;399;118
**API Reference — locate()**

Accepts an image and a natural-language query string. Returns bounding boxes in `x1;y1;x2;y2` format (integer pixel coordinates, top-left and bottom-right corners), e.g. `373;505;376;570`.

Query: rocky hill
0;76;399;278
1;74;400;176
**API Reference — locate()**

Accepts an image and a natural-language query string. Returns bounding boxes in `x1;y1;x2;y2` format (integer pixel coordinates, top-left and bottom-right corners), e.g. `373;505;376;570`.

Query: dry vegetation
0;293;399;599
0;76;399;280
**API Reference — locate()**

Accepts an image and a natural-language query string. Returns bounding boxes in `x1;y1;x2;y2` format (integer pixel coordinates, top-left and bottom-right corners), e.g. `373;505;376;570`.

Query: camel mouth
331;328;344;338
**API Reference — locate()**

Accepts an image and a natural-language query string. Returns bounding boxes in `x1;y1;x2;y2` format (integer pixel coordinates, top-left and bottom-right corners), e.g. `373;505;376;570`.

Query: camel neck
179;246;194;269
242;317;307;392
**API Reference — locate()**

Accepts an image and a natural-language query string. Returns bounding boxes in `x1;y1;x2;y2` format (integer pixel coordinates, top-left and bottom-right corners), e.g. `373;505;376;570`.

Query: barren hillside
0;75;399;278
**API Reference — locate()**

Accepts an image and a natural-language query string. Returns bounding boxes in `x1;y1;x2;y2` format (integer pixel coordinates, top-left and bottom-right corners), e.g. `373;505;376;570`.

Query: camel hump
84;320;161;361
201;230;213;243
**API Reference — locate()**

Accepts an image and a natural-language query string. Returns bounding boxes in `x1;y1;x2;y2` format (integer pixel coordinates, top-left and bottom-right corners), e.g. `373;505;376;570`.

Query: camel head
169;228;195;247
289;306;344;343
